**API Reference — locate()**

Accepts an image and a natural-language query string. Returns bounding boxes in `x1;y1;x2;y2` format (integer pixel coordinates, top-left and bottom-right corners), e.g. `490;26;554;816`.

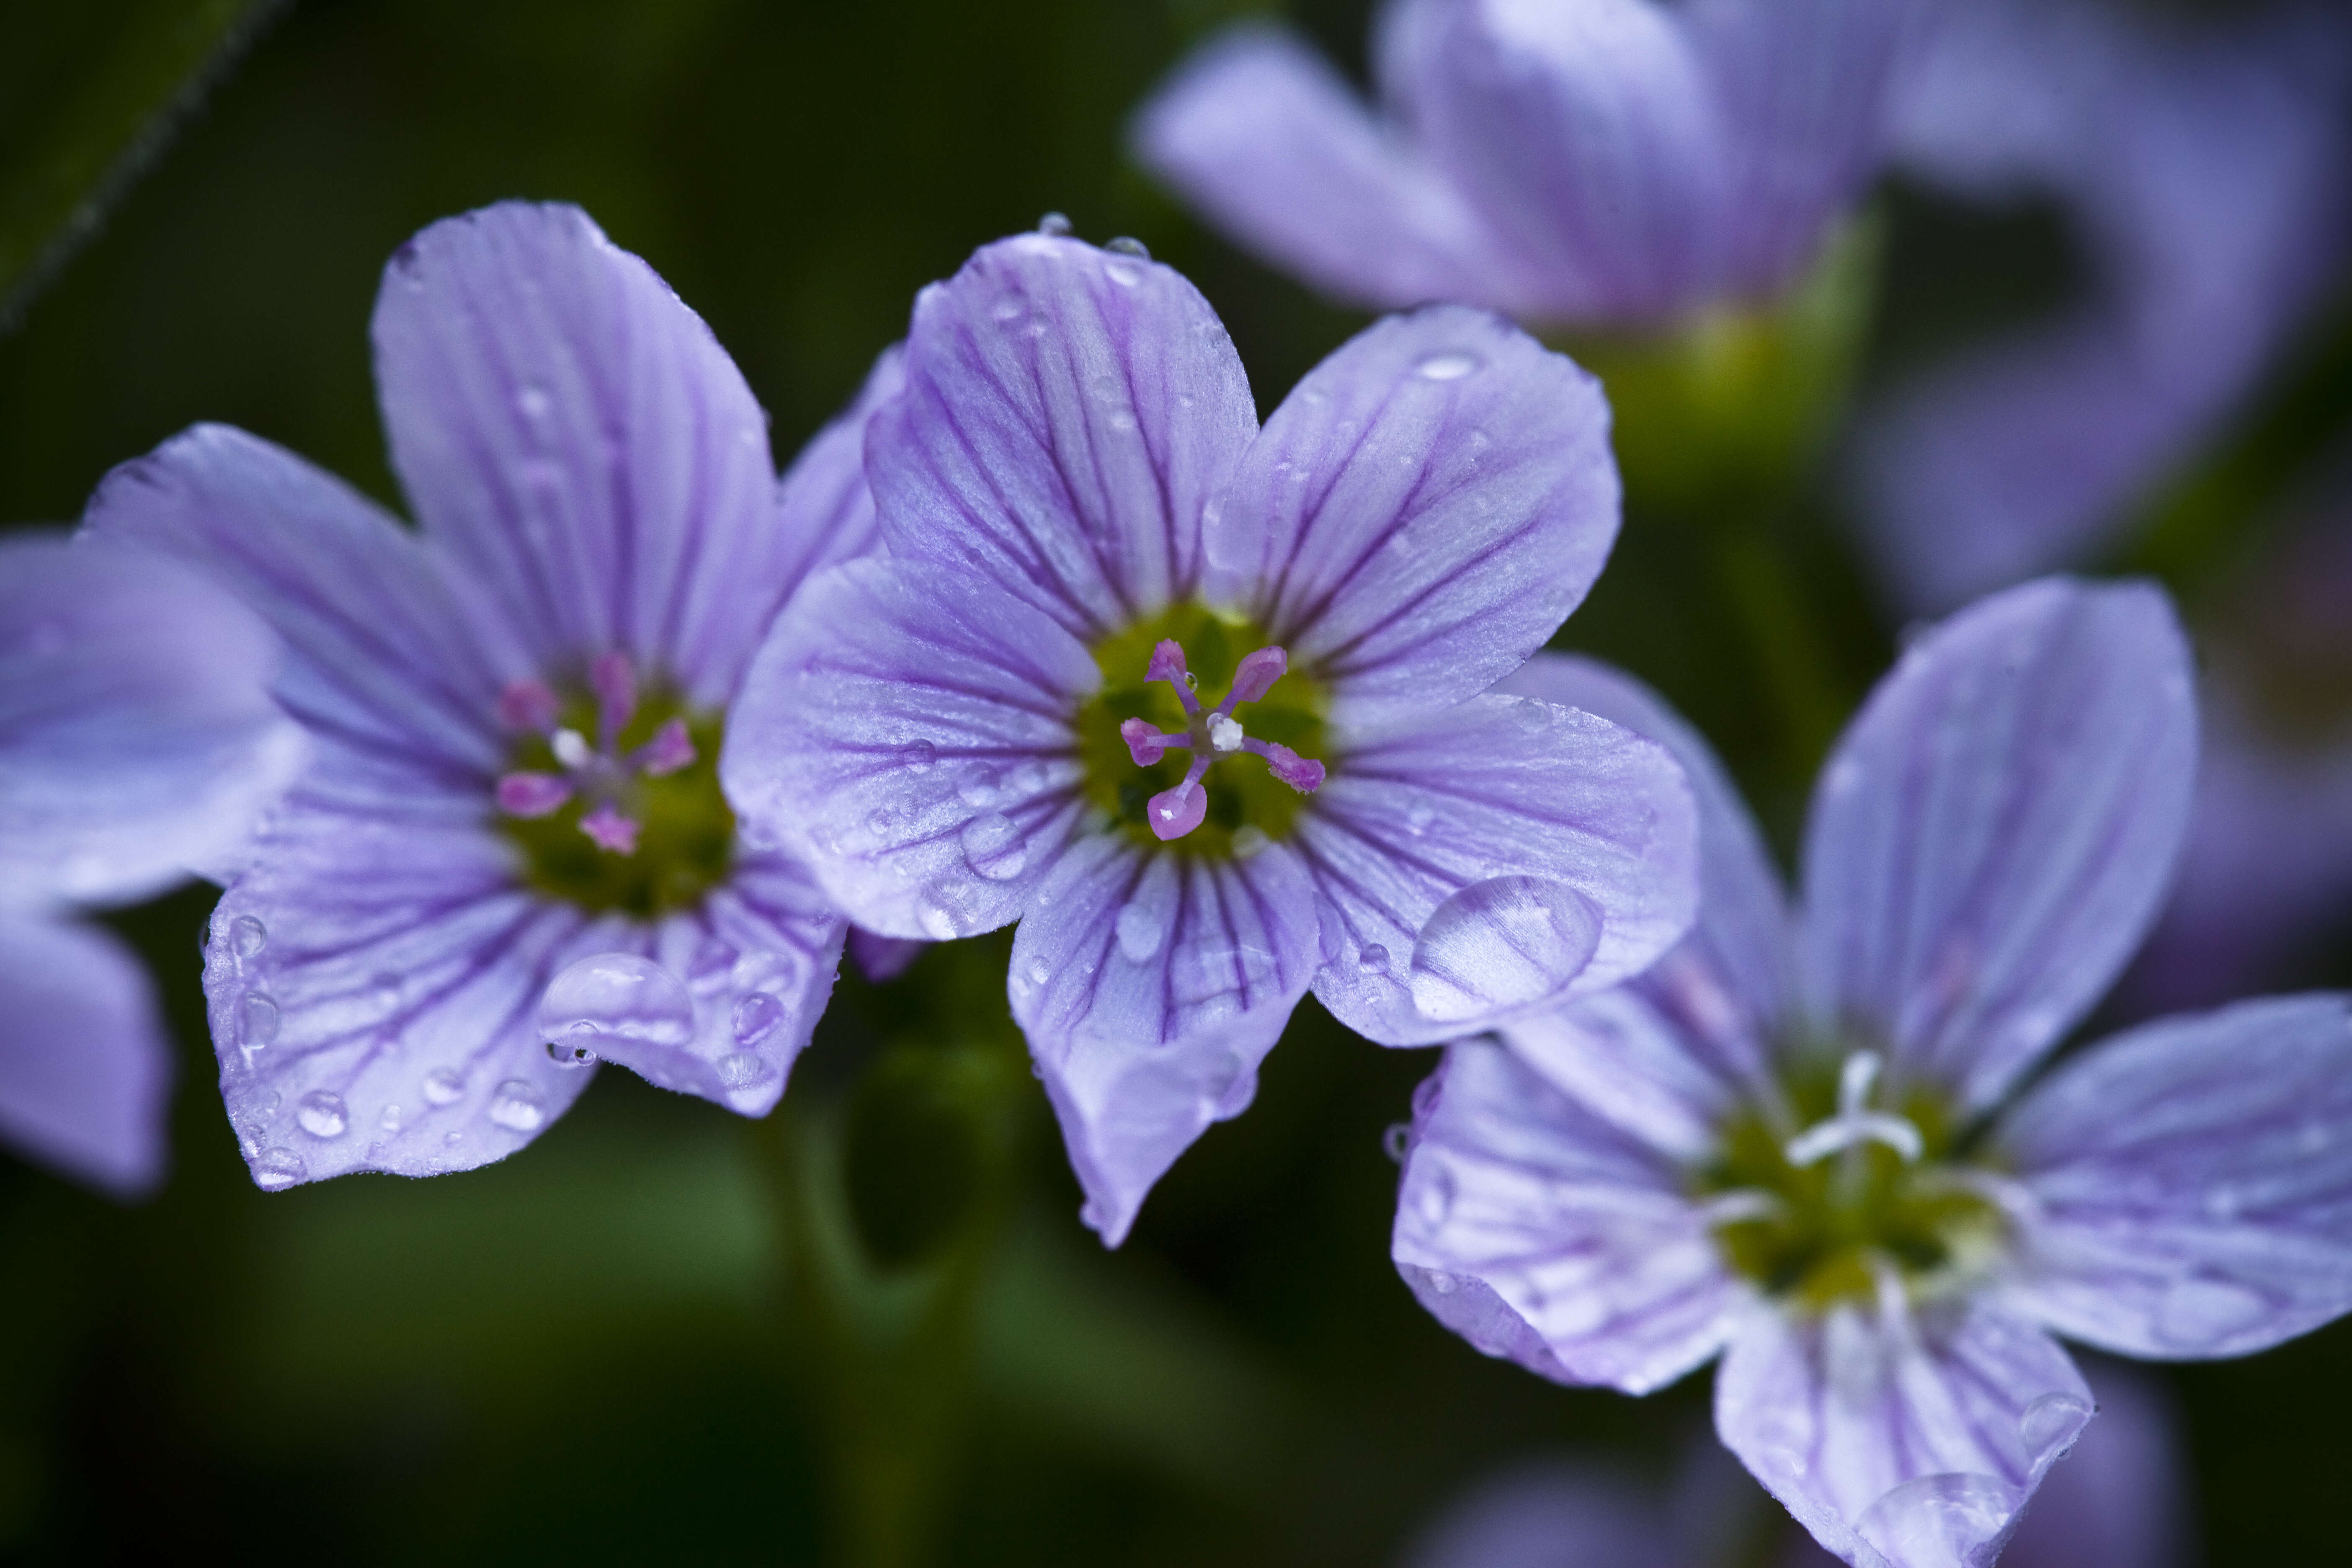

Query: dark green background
1;0;2347;1562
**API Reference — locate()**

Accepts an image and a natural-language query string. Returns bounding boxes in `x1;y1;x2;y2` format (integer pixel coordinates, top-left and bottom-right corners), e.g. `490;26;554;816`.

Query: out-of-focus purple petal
1993;994;2352;1361
1999;1358;2191;1568
1393;1039;1740;1395
1716;1297;2091;1568
1687;0;1917;297
847;926;927;984
721;557;1093;941
1406;0;1725;322
1401;1457;1680;1568
1131;25;1543;318
1800;578;2195;1115
371;202;785;708
1301;692;1697;1046
867;233;1258;641
0;914;171;1197
82;424;519;785
1861;0;2352;612
1013;834;1320;1246
1207;307;1618;729
0;534;307;907
770;344;905;596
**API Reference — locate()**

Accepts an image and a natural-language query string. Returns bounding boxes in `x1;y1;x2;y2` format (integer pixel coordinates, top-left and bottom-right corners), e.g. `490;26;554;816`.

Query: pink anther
495;771;574;818
579;802;642;855
1147;759;1211;842
1224;646;1288;707
1249;740;1326;792
637;717;696;777
1119;716;1179;767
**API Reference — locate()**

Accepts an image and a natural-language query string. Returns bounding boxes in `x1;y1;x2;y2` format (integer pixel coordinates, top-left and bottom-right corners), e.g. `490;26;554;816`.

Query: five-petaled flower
722;229;1699;1244
83;201;898;1189
1134;0;1916;329
1393;578;2352;1568
0;534;307;1195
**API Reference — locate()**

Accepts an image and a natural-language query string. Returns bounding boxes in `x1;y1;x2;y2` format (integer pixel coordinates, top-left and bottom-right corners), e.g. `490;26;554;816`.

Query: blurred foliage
1;0;2349;1564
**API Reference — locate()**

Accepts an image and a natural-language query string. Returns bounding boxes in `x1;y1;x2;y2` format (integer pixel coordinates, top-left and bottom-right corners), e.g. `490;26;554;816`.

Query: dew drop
1409;877;1600;1024
1107;409;1138;432
536;952;696;1052
1357;943;1391;977
488;1080;547;1132
901;738;937;770
370;972;403;1014
1427;1270;1458;1295
1037;211;1073;237
296;1091;348;1140
1382;1122;1411;1162
960;813;1028;881
227;1084;280;1130
423;1068;466;1106
1855;1474;2016;1568
229;915;268;960
732;991;783;1046
1104;235;1150;259
379;1103;402;1133
2154;1274;2271;1348
1413;1165;1456;1226
1413;350;1481;382
516;386;551;419
718;1051;776;1091
1405;800;1436;836
956;769;1003;808
253;1147;307;1191
546;1025;598;1068
1114;903;1165;962
239;992;281;1048
2017;1391;2091;1459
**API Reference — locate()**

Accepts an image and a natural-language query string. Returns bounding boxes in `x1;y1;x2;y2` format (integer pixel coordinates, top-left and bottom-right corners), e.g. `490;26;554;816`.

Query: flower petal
868;232;1258;640
1392;1039;1740;1395
81;423;517;786
371;202;785;706
1011;833;1320;1246
1132;24;1542;317
771;344;903;595
1210;307;1619;728
721;556;1094;941
1716;1297;2091;1568
1800;578;2195;1114
1999;1358;2190;1568
1300;692;1696;1046
0;915;171;1197
1402;1459;1680;1568
1406;0;1725;322
1993;994;2352;1360
0;534;307;907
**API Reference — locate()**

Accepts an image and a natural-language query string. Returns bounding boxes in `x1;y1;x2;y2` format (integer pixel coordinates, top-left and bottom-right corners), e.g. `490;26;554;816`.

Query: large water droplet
546;1024;598;1068
239;993;281;1048
732;992;782;1046
1114;903;1165;963
2017;1391;2091;1460
230;915;268;960
1408;877;1601;1024
253;1147;307;1191
960;813;1027;881
488;1080;547;1132
296;1091;348;1140
1413;350;1481;382
423;1068;466;1106
2154;1274;2272;1349
1855;1473;2016;1568
537;952;696;1051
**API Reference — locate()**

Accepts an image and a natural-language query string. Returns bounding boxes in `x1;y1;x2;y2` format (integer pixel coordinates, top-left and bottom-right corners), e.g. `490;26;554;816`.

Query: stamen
637;717;696;777
579;803;642;855
1783;1050;1925;1167
496;772;573;818
499;678;560;733
1126;640;1324;842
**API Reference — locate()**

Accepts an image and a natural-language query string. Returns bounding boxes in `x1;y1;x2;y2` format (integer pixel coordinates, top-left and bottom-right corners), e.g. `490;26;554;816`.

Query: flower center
1698;1049;2005;1310
1075;605;1329;855
492;652;735;917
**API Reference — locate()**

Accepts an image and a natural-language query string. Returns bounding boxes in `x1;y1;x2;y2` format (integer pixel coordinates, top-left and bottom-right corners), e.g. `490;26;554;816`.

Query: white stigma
1783;1050;1925;1167
552;728;592;769
1206;712;1245;753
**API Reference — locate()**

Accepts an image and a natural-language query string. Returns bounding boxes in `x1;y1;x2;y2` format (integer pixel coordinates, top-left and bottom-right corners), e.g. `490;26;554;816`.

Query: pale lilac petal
371;202;784;707
847;927;927;983
1717;1298;2092;1568
770;344;904;592
867;233;1258;640
1800;578;2195;1114
81;423;519;786
1406;0;1725;322
1208;307;1618;728
1402;1459;1679;1568
1393;1039;1741;1395
1131;25;1542;317
0;915;171;1197
0;534;307;907
1300;692;1697;1046
1993;995;2352;1360
1012;833;1320;1246
720;557;1093;941
1999;1359;2190;1568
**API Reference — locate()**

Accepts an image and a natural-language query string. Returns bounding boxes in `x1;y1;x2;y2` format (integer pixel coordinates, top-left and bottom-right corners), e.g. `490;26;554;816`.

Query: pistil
1117;639;1326;843
1782;1050;1924;1167
493;652;699;857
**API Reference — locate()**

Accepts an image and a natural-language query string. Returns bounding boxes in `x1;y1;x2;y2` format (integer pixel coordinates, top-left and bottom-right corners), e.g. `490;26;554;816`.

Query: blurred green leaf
0;0;286;333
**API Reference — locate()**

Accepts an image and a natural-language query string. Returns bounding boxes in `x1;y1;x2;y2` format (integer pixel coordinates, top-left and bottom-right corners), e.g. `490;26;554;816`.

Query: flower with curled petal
83;201;896;1189
0;533;307;1194
1393;577;2352;1568
722;230;1698;1244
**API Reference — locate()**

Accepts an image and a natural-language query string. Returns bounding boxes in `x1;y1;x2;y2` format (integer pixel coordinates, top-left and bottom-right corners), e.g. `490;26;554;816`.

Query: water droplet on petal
239;993;281;1048
516;386;551;419
546;1025;598;1068
1855;1474;2017;1568
379;1103;402;1132
296;1091;348;1139
253;1147;307;1191
537;952;696;1051
718;1051;775;1091
370;972;402;1013
1413;350;1480;382
423;1068;466;1106
1357;943;1390;977
901;738;937;770
956;769;1003;808
2154;1274;2272;1349
2017;1391;2091;1460
1409;878;1601;1024
1382;1122;1411;1162
488;1080;546;1132
1114;903;1165;962
1104;235;1150;260
230;915;268;959
1037;211;1072;237
1413;1165;1456;1226
732;992;783;1046
960;813;1028;881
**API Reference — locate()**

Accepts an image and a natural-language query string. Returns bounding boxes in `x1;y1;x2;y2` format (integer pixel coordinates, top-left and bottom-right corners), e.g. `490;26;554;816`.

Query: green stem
1710;518;1851;790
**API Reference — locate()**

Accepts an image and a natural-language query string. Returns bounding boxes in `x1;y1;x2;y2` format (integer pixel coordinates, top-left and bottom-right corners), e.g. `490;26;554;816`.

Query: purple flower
1133;0;1918;328
1854;0;2352;613
722;231;1698;1243
82;201;897;1189
1401;1361;2188;1568
1393;577;2352;1567
0;533;307;1194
